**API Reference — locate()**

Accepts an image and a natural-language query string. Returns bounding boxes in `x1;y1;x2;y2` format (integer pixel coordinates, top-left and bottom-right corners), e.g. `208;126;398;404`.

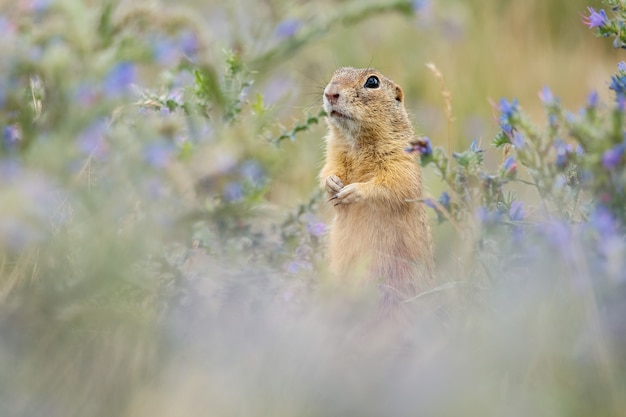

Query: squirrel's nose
325;92;340;105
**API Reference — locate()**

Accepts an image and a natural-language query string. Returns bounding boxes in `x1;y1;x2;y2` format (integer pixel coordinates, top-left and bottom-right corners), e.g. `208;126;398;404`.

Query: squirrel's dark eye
364;76;380;89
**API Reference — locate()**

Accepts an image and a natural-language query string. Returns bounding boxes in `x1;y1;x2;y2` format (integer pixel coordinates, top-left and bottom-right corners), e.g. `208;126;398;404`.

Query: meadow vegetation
1;0;626;416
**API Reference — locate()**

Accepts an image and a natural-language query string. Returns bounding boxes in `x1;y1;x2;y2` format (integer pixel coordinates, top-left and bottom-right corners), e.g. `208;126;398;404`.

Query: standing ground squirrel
319;67;434;308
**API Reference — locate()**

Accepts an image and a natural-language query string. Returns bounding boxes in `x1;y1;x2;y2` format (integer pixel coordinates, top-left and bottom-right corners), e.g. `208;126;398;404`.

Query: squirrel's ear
395;86;403;103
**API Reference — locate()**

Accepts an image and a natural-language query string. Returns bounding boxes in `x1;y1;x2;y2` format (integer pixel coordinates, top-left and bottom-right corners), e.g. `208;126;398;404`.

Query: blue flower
581;7;608;28
589;205;618;238
3;125;20;148
602;144;624;170
179;30;198;57
538;86;554;104
424;198;436;209
512;131;525;148
285;259;312;274
609;63;626;99
498;98;518;132
103;62;136;97
438;191;450;210
239;160;265;186
587;90;599;108
152;37;180;66
502;156;517;177
609;74;626;97
575;144;584;156
470;139;482;154
618;95;626;111
476;206;504;225
509;201;525;221
223;181;244;202
553;139;573;169
307;221;326;238
406;136;433;157
540;220;572;256
144;142;174;168
274;19;301;38
499;98;518;117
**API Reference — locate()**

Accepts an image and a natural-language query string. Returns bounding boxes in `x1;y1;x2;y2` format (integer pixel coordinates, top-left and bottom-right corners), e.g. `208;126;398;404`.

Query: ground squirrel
319;67;435;309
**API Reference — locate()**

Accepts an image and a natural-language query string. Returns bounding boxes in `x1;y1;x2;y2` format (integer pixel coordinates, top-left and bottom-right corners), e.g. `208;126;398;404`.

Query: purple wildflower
554;139;573;169
179;30;199;57
512;131;525;148
167;88;184;107
618;95;626;112
470;139;483;154
540;220;572;255
144;142;174;168
589;205;618;238
502;156;517;177
509;201;525;221
152;37;180;66
3;125;20;148
609;63;626;99
307;222;326;238
406;136;433;157
274;19;301;38
580;7;608;28
498;98;518;133
476;206;504;225
439;191;450;210
102;62;136;97
575;144;584;156
239;160;265;186
587;90;599;108
499;98;518;118
602;144;624;170
609;74;626;98
538;86;555;104
223;181;244;202
285;259;312;274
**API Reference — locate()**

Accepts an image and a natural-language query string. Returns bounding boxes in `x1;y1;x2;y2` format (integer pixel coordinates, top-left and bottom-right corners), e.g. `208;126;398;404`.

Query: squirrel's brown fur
319;67;434;309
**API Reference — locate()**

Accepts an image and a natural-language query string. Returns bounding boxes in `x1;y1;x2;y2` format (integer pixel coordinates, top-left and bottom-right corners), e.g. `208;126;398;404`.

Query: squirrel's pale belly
329;202;427;282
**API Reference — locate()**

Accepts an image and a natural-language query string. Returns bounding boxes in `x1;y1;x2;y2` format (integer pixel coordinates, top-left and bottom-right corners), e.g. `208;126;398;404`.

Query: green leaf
251;93;266;115
193;66;225;108
492;131;511;148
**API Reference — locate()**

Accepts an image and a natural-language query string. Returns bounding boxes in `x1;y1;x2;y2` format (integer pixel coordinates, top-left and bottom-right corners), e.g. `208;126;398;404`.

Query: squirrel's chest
339;151;387;183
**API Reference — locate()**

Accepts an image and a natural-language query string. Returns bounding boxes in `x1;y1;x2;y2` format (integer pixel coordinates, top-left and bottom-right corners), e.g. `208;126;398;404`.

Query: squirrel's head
323;67;407;140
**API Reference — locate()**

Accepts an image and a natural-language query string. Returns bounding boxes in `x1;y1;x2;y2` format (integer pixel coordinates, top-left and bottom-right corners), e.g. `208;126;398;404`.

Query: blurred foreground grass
1;0;625;416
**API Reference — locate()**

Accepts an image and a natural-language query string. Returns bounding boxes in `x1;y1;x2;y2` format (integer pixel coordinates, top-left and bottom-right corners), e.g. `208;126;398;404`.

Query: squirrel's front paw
325;175;344;196
330;183;364;206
